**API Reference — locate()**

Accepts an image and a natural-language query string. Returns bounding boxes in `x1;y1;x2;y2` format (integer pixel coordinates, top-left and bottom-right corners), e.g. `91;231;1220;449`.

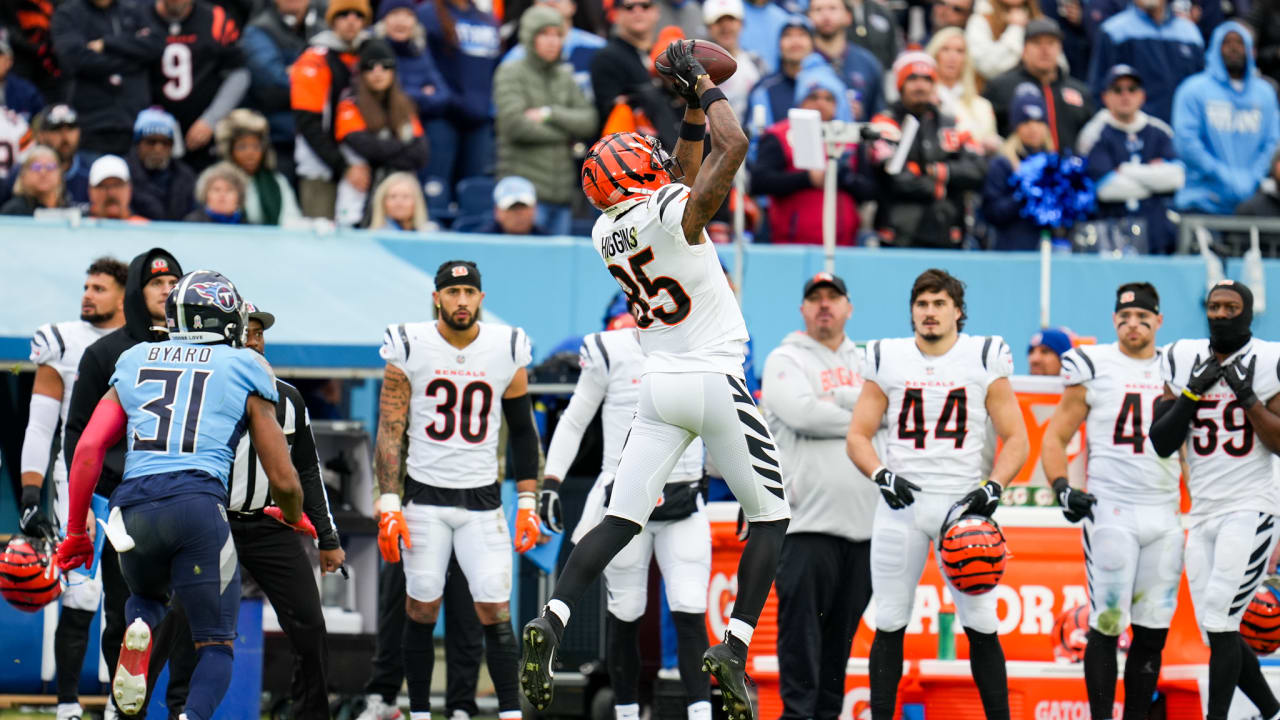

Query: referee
164;304;345;719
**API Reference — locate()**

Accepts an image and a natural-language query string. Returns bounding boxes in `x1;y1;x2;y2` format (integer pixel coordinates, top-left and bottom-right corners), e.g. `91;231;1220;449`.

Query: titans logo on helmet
190;281;238;312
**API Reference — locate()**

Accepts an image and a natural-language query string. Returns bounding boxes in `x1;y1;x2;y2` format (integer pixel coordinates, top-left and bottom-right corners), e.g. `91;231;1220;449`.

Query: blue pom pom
1009;152;1096;228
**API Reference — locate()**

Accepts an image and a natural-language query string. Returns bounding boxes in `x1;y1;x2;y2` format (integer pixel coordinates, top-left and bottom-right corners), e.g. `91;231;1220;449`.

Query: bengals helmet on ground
581;133;684;210
938;509;1007;595
1049;605;1132;662
1242;582;1280;655
0;536;62;612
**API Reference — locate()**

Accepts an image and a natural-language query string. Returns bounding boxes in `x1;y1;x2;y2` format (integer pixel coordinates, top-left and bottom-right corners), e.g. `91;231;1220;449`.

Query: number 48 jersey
381;321;532;490
1061;343;1179;506
1164;338;1280;520
592;183;749;377
864;334;1012;495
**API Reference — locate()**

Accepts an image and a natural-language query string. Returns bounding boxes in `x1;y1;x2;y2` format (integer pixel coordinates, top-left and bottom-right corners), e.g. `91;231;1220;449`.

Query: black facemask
1208;283;1253;355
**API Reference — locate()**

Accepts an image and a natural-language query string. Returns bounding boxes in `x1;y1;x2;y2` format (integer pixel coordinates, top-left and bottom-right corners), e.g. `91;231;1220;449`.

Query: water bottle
938;602;956;660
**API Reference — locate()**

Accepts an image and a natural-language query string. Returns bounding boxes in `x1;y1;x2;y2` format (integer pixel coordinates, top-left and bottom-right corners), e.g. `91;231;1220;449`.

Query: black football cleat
703;641;754;720
520;617;558;711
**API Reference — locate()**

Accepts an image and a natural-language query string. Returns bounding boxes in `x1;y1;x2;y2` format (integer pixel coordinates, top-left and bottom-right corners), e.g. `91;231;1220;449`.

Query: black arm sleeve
286;387;339;549
502;393;540;481
1149;394;1198;458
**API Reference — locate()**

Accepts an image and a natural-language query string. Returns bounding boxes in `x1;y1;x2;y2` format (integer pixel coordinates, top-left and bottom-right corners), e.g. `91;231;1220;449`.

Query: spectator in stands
86;154;146;221
1237;150;1280;227
376;0;453;131
589;0;679;146
1;145;67;215
704;0;764;120
984;18;1093;151
494;5;597;236
0;37;43;119
291;0;371;219
472;175;548;234
126;106;196;221
51;0;154;156
0;106;30;201
1086;0;1201;124
926;27;999;152
747;15;817;134
808;0;883;121
242;0;325;177
1248;0;1280;87
741;0;790;73
966;0;1041;81
215;108;303;226
184;161;249;223
1038;0;1086;80
932;0;975;33
1173;22;1280;215
334;38;429;225
751;65;873;245
142;0;248;171
844;0;900;72
1;0;62;101
870;52;985;248
419;0;501;210
1027;326;1071;374
981;92;1055;250
30;104;92;206
1084;0;1220;48
368;171;432;230
657;0;704;40
1078;65;1182;254
499;0;605;102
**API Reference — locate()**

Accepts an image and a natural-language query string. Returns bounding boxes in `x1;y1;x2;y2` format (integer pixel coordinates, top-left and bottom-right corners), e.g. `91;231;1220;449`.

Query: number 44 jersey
381;322;533;490
864;334;1012;495
593;183;749;377
1164;338;1280;520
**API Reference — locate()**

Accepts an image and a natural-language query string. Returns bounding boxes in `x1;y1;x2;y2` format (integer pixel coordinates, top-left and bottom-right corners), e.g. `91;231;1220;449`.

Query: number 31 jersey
1061;343;1179;506
381;321;532;490
1164;338;1280;520
592;183;749;377
864;334;1012;495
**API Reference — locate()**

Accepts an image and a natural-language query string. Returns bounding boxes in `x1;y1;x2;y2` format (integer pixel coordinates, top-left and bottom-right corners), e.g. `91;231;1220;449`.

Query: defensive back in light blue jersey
110;341;279;487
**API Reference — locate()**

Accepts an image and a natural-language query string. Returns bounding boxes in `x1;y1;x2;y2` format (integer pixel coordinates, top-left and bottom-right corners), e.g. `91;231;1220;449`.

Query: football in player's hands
1187;355;1223;396
655;40;738;88
1225;355;1259;409
873;466;920;509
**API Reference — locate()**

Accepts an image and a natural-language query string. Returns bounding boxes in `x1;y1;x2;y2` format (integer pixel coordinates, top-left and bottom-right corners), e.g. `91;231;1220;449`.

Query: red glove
377;494;411;563
57;532;94;573
264;506;318;539
514;491;541;554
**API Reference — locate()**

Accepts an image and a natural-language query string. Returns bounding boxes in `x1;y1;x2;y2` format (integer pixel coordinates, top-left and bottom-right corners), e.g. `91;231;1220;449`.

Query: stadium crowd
0;0;1278;248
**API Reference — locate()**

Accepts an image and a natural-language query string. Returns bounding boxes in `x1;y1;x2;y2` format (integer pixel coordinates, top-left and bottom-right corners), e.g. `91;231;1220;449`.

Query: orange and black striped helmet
581;133;684;210
937;510;1007;596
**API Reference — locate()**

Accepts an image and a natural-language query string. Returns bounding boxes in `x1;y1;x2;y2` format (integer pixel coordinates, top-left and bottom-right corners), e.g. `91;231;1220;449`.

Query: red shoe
113;618;153;714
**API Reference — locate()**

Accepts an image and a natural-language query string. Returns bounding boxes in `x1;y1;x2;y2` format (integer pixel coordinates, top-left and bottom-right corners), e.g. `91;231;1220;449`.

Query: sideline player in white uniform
846;268;1029;720
1041;282;1182;720
542;316;713;720
1150;280;1280;720
20;257;128;720
521;40;791;720
374;260;542;720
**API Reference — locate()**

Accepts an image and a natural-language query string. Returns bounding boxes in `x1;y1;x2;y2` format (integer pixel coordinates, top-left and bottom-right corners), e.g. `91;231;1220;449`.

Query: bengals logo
151;258;170;274
189;281;238;312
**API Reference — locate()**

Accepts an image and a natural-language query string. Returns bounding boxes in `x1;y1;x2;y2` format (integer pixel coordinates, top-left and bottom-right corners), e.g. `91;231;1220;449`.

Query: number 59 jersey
1164;338;1280;520
592;183;749;377
381;321;532;490
864;334;1012;495
1060;343;1180;506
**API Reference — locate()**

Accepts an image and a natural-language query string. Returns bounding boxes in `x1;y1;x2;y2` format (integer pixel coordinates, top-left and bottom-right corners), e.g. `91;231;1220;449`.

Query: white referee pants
605;372;791;527
1186;510;1278;633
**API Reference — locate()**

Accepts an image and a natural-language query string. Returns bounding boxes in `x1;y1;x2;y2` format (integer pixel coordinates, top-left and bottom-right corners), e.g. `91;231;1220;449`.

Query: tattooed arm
375;364;411;496
680;76;748;246
672;105;706;188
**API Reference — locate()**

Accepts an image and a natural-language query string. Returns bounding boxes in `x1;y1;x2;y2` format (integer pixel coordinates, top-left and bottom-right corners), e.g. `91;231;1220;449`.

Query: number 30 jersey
864;334;1012;495
592;183;749;377
1163;338;1280;520
381;321;532;490
1061;343;1179;506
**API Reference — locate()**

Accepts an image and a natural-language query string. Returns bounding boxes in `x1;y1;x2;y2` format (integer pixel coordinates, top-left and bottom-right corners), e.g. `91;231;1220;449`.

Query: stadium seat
456;177;497;217
451;214;491;234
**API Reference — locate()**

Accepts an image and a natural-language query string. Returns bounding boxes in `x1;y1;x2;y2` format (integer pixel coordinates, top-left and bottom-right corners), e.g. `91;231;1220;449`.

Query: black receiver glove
1052;477;1096;523
1186;355;1224;397
655;39;708;107
19;484;54;541
1224;355;1259;410
873;467;921;509
539;477;564;534
957;482;1002;517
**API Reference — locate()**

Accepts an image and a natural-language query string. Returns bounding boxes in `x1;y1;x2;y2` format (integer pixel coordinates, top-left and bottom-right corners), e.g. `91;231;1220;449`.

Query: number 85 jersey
381;321;532;490
864;334;1012;495
1164;338;1280;520
592;183;749;377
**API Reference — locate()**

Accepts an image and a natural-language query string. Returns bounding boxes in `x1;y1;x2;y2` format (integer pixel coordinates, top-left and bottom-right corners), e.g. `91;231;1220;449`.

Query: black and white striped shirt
227;379;340;549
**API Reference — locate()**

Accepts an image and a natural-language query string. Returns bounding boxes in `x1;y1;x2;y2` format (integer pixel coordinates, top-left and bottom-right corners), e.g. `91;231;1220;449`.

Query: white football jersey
864;334;1013;494
0;108;31;180
29;320;114;428
1164;338;1280;520
545;328;703;482
1061;343;1180;505
380;321;532;489
592;183;749;376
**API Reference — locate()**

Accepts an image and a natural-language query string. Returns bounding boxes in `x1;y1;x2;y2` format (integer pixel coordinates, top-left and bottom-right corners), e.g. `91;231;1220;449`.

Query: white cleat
356;694;404;720
55;703;83;720
112;618;153;715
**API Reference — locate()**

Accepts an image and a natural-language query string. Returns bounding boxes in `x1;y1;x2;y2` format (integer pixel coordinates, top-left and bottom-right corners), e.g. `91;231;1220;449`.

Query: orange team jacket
289;46;359;179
